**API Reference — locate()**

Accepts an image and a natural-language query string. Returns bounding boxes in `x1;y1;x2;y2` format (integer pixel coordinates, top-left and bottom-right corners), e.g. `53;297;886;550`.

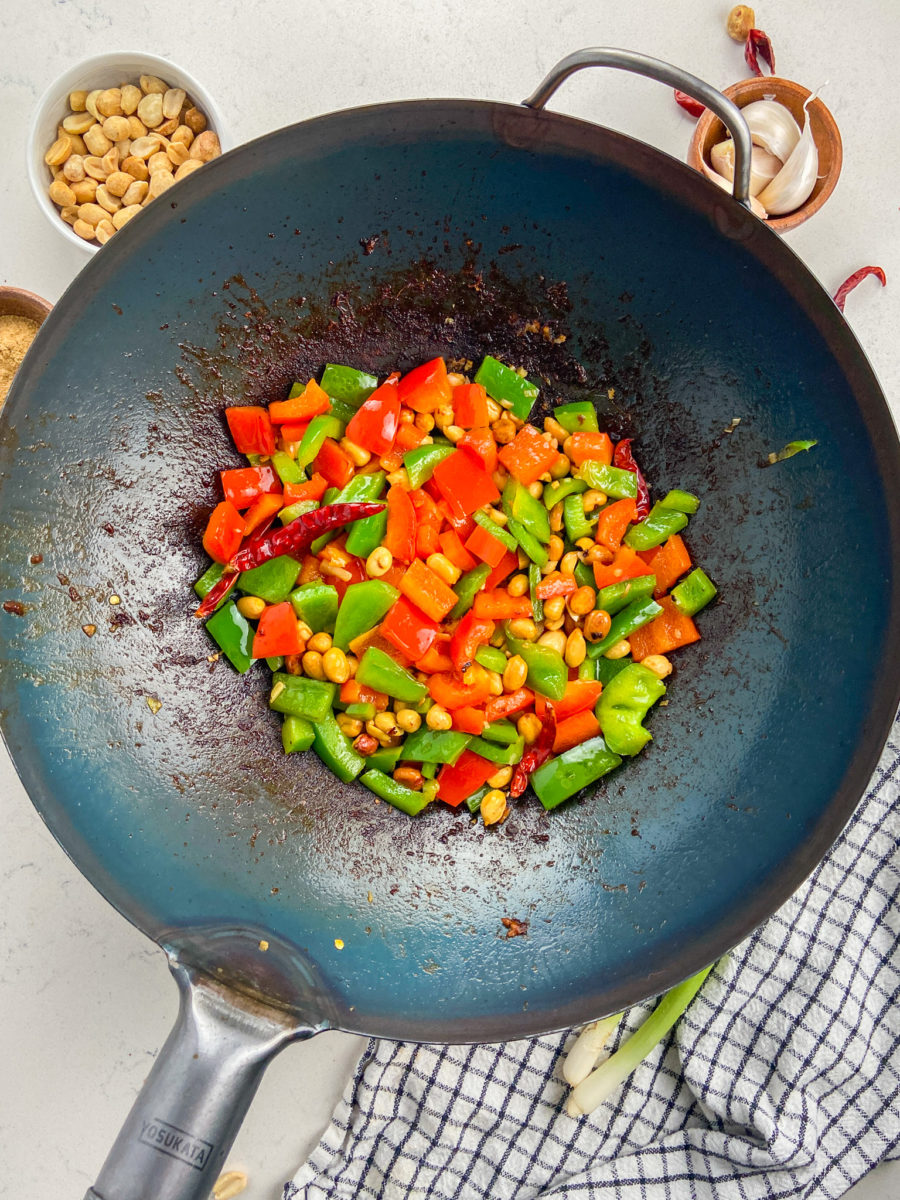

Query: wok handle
83;960;306;1200
522;47;752;209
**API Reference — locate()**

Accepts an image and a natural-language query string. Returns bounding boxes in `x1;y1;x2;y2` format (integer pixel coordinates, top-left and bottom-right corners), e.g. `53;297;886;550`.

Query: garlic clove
740;99;802;163
709;138;783;197
756;96;819;216
698;156;768;219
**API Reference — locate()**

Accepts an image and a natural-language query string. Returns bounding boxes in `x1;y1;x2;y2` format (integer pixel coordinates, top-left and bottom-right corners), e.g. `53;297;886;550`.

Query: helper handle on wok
84;960;308;1200
523;47;753;209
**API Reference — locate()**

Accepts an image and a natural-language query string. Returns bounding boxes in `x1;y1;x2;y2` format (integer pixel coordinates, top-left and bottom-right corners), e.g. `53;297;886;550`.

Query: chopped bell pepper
225;406;276;456
671;567;717;616
312;711;366;782
451;610;495;671
399;727;472;765
452;706;486;735
504;629;568;700
283;474;328;506
658;489;700;514
380;595;439;660
529;561;544;622
466;784;491;814
554;679;604;722
345;375;400;455
397;357;453;413
333;579;399;650
356;645;427;703
383;483;417;563
428;669;494;710
506;517;549;568
403;444;455;489
485;549;519;589
534;572;576;601
195;561;228;605
481;719;520;745
542;476;587;510
439;528;477;572
458;427;498;474
595;574;657;615
472;590;532;620
238;554;302;604
596;663;666;755
483;688;534;722
279;499;319;526
579;461;638;499
594;500;639;553
203;501;245;564
587;596;664;659
437;748;498;806
624;503;689;551
553;709;601;754
474;644;507;674
320;363;379;407
637;534;692;596
531;736;622;809
473;509;518;550
205;602;253;673
594;655;634;685
290;581;339;633
467;735;525;765
242;492;285;539
313;438;355;489
628;595;701;659
400;558;459;622
592;544;654;589
221;465;280;509
282;714;315;753
295;414;344;470
344;504;388;559
553;401;600;433
453;383;490;428
563;492;594;542
449;563;491;619
474;356;538;421
466;521;512;568
366;744;403;773
502;477;551;543
361;769;431;815
432;448;500;518
269;379;331;423
270;452;306;486
414;642;455;674
498;424;558;485
269;674;337;720
252;601;305;658
565;432;613;466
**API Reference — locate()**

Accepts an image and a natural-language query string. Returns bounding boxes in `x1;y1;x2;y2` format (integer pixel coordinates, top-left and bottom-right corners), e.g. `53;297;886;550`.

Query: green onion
766;439;818;465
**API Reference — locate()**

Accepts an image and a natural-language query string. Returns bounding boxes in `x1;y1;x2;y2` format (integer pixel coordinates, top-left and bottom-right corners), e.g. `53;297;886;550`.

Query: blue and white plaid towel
288;714;900;1199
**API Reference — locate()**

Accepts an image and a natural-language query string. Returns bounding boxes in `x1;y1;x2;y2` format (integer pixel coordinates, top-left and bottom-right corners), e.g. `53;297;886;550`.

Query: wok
1;49;898;1200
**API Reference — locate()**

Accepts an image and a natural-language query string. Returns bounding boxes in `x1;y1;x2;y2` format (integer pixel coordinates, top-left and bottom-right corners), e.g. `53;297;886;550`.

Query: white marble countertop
2;1;898;1196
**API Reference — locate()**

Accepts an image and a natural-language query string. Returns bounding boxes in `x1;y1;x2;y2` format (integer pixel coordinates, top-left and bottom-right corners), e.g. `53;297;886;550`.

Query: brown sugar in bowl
687;77;842;233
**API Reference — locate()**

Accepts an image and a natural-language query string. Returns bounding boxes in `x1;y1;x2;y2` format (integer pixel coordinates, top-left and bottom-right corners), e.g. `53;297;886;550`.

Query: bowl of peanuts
28;51;230;252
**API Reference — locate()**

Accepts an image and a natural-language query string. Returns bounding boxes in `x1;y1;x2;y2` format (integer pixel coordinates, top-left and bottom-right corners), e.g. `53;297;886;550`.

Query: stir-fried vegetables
194;355;717;823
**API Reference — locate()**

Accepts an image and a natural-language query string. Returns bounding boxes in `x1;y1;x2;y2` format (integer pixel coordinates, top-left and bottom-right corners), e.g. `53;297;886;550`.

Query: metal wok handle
83;961;306;1200
523;47;752;209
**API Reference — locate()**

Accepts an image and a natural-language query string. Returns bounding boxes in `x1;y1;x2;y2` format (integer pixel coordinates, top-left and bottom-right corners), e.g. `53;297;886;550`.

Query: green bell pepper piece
295;414;344;471
579;461;638;500
506;516;549;567
658;488;700;514
313;712;366;783
450;563;491;619
287;381;306;398
578;655;597;681
671;567;717;616
481;720;520;746
472;509;518;552
574;559;594;589
269;674;337;720
475;645;507;673
333;471;386;505
466;784;491;814
345;505;389;559
327;397;359;426
367;744;403;773
595;655;634;685
279;499;319;525
266;655;284;672
563;492;594;542
194;561;232;613
322;487;340;504
587;596;663;658
474;355;539;421
505;628;568;699
344;702;376;720
595;574;657;616
271;450;306;485
290;582;339;633
467;735;525;765
596;663;666;756
356;646;427;703
531;736;622;809
399;728;472;765
361;769;430;815
542;476;586;509
502;478;551;544
421;761;438;779
237;554;302;604
320;364;379;407
282;714;315;754
403;444;456;489
552;400;599;433
333;579;399;650
205;603;253;673
623;504;689;551
529;561;543;623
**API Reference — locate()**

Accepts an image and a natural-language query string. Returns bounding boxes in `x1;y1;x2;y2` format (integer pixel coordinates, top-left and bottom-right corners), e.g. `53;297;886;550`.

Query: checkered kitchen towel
288;713;900;1199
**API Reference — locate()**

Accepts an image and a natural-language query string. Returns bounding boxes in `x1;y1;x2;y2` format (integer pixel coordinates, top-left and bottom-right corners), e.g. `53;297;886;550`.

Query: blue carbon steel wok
1;50;899;1200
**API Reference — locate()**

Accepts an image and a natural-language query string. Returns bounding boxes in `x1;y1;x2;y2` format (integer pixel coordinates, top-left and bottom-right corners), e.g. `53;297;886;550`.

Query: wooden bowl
687;77;842;233
0;285;52;325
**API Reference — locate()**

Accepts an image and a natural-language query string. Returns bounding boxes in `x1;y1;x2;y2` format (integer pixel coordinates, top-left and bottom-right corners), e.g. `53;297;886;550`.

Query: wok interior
0;102;896;1040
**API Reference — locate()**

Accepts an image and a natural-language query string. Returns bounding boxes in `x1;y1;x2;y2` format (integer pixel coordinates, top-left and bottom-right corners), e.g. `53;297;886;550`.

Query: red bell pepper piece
638;534;692;597
251;601;305;658
594;497;638;551
203;500;245;564
458;427;498;475
553;709;601;754
483;688;534;723
410;489;442;559
436;749;497;807
345;375;401;455
220;465;281;510
340;679;389;710
554;680;603;722
268;379;331;423
225;406;276;456
628;595;701;660
613;439;651;520
242;492;285;539
313;438;355;489
436;498;475;539
485;548;519;589
399;558;459;623
383;484;417;563
397;357;452;413
564;432;614;466
472;589;532;619
592;544;654;590
452;706;486;735
432;448;500;518
394;421;428;451
283;473;329;505
498;424;558;485
428;670;495;710
379;595;439;661
279;419;311;445
452;383;489;428
450;610;495;671
415;643;455;673
535;572;577;600
439;528;477;572
465;523;508;568
332;554;368;602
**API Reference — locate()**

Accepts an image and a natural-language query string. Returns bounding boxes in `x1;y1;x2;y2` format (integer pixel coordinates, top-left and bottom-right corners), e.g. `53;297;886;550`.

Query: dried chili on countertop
674;90;705;119
833;266;887;313
745;28;775;77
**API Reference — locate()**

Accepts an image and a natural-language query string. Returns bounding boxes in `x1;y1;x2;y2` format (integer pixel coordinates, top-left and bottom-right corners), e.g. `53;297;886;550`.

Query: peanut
148;151;173;175
129;135;160;159
120;180;148;206
95;184;121;214
62;155;86;182
105;170;133;197
95;218;116;245
127;115;147;139
70;178;98;203
84;90;102;120
101;114;131;142
137;92;164;128
174;158;204;181
139;74;168;95
48;179;76;207
83;124;112;156
62;111;95;135
69;90;89;112
96;88;123;117
78;202;107;227
190;130;221;162
122;155;149;181
72;218;96;241
162;87;186;120
120;84;142;114
112;204;142;229
184;105;207;133
44;135;72;166
166;141;190;168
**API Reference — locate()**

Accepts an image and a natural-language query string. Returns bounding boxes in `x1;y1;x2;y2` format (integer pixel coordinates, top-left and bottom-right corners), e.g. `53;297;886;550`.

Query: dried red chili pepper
745;29;775;77
833;266;887;313
194;502;384;618
674;90;705;119
613;438;651;520
510;705;557;798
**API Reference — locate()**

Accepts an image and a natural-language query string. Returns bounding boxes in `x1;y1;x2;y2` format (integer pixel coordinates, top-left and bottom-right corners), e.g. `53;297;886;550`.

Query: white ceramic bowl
27;51;231;254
